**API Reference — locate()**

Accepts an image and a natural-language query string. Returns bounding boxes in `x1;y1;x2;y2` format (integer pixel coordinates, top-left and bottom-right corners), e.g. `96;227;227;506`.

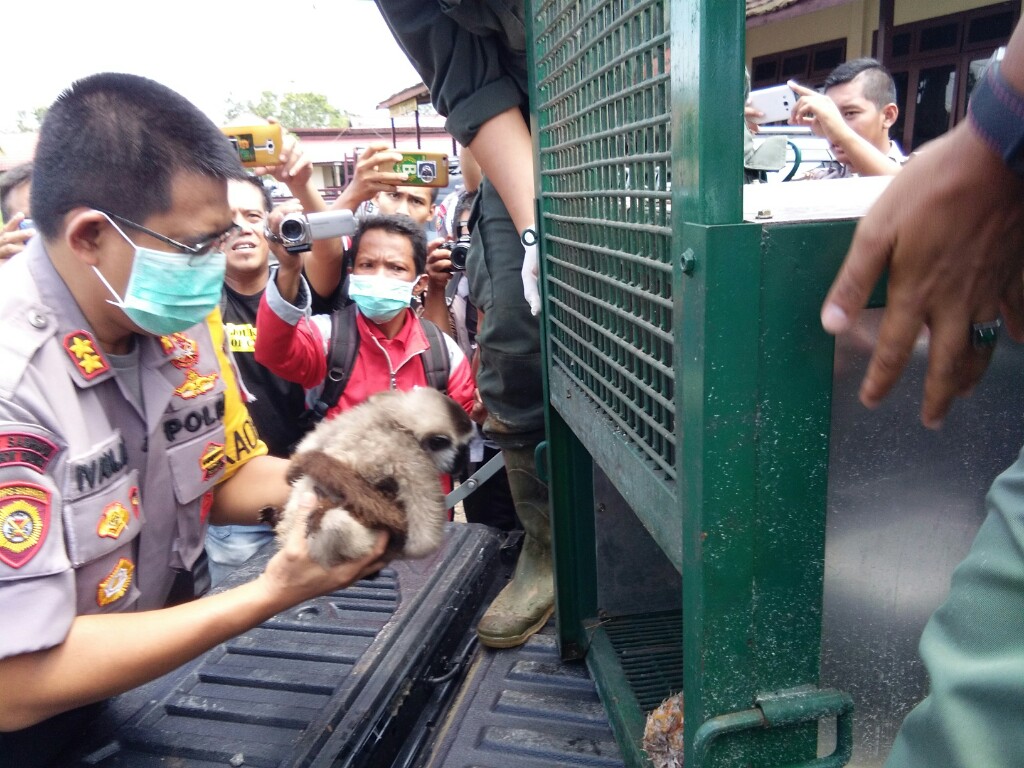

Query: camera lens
450;239;470;271
280;217;304;243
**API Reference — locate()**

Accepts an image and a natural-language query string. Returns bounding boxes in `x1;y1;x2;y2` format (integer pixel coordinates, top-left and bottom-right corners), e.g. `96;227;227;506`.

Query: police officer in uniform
0;73;387;763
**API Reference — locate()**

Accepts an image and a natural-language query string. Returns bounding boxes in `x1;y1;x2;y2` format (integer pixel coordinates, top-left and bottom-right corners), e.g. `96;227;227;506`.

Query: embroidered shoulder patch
97;501;130;539
0;482;51;569
0;432;59;473
97;557;134;607
62;331;110;381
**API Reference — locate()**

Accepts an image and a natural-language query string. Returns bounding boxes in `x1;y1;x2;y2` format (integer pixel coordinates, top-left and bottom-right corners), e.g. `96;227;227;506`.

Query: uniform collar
27;239;186;391
26;240;117;388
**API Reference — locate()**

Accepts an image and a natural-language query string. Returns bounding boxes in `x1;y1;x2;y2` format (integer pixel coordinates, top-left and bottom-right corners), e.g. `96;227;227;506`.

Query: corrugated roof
747;0;806;16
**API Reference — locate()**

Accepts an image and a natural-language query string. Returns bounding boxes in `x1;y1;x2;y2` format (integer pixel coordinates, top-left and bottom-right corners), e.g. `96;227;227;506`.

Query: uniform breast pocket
161;386;228;501
63;431;142;568
165;405;228;571
62;470;141;567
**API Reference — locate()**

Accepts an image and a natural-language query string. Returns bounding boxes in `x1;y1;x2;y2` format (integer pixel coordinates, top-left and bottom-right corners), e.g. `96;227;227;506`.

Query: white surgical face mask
93;212;226;336
347;273;415;323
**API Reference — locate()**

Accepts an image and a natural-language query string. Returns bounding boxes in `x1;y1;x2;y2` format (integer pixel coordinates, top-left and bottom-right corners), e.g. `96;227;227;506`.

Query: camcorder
441;234;472;271
279;210;357;254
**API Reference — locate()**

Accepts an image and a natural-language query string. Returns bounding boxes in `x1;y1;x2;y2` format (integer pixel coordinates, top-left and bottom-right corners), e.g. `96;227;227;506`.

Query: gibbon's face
400;388;474;475
421;430;471;476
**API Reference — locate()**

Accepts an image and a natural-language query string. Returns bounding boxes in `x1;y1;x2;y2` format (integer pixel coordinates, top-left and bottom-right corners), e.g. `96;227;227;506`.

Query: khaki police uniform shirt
0;239;267;659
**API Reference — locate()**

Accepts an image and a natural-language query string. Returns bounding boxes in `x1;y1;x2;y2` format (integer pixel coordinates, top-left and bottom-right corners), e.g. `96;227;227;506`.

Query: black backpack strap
418;318;450;395
304;304;361;425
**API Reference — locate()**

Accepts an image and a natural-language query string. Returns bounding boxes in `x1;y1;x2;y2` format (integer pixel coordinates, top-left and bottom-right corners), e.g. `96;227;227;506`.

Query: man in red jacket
255;214;476;419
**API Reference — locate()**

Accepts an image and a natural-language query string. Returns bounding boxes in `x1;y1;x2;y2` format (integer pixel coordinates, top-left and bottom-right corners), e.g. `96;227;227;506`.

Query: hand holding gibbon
262;387;475;567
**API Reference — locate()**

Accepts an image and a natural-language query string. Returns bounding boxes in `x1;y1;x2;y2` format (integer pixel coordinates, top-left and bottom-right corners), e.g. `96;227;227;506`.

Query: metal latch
692;685;854;767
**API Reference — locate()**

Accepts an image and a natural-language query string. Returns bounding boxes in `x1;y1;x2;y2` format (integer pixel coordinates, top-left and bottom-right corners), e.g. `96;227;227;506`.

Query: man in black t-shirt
206;135;342;585
220;177;309;458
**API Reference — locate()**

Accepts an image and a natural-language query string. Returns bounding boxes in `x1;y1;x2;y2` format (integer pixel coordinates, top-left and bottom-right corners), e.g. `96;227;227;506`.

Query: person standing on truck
820;20;1024;768
373;0;554;651
0;73;387;762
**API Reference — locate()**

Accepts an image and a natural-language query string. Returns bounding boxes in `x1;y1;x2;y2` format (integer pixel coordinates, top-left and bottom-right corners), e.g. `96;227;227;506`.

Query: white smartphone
747;84;799;124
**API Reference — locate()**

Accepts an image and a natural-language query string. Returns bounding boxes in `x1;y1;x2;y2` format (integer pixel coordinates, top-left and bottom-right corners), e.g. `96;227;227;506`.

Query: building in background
747;0;1020;151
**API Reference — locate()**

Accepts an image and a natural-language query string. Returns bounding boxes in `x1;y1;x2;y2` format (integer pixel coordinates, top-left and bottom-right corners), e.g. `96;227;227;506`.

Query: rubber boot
477;446;554;649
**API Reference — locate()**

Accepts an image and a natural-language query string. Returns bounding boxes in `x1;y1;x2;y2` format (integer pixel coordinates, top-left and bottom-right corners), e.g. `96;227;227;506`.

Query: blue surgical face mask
93;215;226;336
348;273;416;323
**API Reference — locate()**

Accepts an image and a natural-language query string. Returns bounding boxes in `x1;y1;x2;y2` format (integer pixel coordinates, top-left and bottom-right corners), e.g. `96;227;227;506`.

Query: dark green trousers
887;444;1024;767
467;176;545;449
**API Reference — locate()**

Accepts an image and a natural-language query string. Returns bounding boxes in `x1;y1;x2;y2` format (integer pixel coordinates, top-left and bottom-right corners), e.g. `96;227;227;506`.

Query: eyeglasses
97;209;242;258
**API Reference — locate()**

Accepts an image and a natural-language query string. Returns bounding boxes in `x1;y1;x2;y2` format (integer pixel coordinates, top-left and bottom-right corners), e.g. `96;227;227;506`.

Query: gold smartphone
221;123;284;168
393;151;449;187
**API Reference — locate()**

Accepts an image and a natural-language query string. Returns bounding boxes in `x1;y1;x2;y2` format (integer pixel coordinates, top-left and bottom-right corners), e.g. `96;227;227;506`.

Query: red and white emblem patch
97;557;135;607
0;483;51;569
160;333;199;370
0;432;59;474
62;331;110;381
129;485;141;519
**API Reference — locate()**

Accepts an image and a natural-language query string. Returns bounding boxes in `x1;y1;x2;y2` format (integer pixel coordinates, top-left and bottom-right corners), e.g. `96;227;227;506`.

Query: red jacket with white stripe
254;275;476;422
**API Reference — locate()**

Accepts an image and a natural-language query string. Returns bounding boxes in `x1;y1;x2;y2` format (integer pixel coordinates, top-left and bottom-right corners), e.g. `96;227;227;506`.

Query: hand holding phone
221;123;284;168
392;152;449;188
746;85;799;125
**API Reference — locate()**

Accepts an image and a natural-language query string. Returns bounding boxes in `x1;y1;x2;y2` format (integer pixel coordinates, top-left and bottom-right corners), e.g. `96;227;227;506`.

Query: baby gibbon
263;387;475;567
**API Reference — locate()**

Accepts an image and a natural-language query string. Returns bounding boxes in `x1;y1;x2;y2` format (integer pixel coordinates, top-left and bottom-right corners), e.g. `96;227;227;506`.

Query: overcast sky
1;0;423;132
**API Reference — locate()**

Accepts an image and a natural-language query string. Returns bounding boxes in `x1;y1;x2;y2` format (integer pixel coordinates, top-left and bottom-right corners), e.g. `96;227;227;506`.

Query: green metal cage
529;1;856;766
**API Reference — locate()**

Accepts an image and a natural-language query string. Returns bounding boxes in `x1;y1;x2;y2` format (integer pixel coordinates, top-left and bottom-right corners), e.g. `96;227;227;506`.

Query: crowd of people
0;4;1022;767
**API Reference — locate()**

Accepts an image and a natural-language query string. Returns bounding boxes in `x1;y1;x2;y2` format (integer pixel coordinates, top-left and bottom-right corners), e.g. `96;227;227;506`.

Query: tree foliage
223;91;349;129
16;107;48;133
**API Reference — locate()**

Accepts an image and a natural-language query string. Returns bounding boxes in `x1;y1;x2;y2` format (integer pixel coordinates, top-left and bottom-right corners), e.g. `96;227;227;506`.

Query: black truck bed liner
29;523;627;768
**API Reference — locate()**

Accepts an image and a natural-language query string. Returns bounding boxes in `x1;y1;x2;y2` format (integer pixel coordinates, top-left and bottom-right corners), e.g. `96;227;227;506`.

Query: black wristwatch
968;52;1024;179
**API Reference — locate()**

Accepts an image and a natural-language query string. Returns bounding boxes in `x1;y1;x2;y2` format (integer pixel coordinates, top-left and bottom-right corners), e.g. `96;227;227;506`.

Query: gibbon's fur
264;387;475;567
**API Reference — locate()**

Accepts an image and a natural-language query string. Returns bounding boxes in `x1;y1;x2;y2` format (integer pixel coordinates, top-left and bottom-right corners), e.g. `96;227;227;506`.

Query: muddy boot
477;445;554;649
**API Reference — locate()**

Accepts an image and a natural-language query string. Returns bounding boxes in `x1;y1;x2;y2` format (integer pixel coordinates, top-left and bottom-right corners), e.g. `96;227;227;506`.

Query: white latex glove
521;228;541;316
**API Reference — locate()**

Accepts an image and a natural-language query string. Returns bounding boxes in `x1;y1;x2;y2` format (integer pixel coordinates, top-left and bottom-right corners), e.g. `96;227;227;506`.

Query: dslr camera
278;210;357;254
442;234;472;271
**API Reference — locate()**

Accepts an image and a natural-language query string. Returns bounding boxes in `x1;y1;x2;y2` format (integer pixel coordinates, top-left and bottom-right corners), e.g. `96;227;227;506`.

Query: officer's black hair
348;214;428;274
824;58;898;110
31;72;245;240
0;162;33;223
